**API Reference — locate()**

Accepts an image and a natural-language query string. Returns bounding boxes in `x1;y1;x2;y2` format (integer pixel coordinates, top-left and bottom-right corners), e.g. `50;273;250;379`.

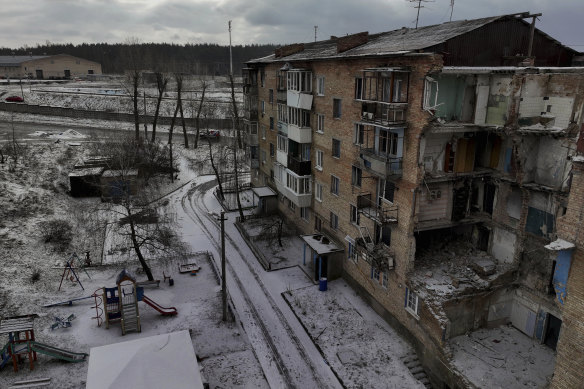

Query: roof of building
0;53;101;67
249;13;576;64
0;55;48;66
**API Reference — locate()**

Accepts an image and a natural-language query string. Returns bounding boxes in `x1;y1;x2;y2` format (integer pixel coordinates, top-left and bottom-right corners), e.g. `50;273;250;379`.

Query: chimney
275;43;305;58
336;32;368;53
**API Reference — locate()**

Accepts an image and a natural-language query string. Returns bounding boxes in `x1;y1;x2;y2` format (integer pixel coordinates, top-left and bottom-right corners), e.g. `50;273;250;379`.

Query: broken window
378;180;395;204
423;77;438;111
351;166;362;187
350;204;360;225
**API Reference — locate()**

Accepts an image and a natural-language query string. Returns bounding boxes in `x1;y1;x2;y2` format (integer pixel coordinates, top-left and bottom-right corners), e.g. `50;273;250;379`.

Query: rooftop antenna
408;0;433;29
449;0;455;22
314;25;318;42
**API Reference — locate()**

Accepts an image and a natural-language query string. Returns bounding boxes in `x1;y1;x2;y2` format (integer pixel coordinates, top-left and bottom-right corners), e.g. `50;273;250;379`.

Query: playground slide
142;295;178;316
30;342;88;363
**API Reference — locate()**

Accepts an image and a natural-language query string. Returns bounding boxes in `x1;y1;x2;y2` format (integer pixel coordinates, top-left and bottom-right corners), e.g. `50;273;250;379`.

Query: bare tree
229;74;243;149
167;73;189;148
93;136;182;280
123;37;142;140
193;79;208;149
151;72;169;142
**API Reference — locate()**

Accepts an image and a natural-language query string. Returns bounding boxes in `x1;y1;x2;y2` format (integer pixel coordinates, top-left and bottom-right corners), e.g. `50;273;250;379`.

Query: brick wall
551;161;584;388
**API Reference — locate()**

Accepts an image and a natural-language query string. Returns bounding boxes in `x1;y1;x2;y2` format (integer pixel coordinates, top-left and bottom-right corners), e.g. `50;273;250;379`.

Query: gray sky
1;0;582;51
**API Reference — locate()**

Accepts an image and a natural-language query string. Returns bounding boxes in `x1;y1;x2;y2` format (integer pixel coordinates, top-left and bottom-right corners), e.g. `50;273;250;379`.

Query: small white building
86;330;205;389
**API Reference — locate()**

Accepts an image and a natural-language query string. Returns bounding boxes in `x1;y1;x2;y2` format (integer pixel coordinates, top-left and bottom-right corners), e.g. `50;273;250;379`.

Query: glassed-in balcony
287;69;313;110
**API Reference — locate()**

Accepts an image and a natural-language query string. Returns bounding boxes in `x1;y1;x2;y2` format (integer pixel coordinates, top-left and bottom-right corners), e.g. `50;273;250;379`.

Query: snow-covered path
168;177;343;389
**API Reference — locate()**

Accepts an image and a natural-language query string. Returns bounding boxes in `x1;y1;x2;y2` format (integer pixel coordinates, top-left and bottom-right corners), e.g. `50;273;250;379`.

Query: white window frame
350;204;360;225
261;126;266;140
315;149;323;171
372;265;380;282
315;181;323;202
317;76;325;96
261;100;265;115
317;114;324;133
351;165;362;187
382;272;388;289
354;124;365;145
348;242;358;263
405;288;419;318
277;135;288;152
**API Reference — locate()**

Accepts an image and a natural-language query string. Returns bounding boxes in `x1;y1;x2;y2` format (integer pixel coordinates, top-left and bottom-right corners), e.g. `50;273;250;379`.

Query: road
173;177;343;389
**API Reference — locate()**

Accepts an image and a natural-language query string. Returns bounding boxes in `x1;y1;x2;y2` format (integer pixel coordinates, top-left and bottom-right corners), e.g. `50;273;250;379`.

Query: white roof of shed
86;330;204;389
252;186;277;197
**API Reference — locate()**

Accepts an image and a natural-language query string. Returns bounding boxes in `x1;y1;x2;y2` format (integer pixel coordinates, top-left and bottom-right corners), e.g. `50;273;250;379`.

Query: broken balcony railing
354;237;395;271
360;102;407;126
357;193;398;224
359;152;403;178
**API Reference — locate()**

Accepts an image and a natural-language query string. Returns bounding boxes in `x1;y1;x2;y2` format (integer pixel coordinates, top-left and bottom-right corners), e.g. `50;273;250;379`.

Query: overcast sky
1;0;582;51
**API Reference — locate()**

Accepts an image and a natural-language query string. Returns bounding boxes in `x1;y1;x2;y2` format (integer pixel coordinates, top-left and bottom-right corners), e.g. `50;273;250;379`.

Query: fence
0;102;232;129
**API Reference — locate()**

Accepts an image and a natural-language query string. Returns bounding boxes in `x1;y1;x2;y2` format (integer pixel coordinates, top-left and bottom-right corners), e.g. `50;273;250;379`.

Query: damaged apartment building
242;12;584;388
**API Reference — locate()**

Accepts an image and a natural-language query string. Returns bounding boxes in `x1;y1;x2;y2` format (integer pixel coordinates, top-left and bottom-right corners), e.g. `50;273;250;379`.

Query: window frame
351;165;362;187
332;138;341;158
350;204;360;225
317;76;325;96
300;207;310;222
405;288;419;317
333;98;342;118
315;181;323;202
330;212;339;230
330;175;340;196
315;149;323;171
317;114;325;133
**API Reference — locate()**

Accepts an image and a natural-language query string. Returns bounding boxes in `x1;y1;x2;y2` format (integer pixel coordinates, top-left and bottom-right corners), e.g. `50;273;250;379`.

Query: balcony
278;121;288;136
287;155;311;176
244;109;258;122
274;170;312;208
246;132;258;146
287;90;313;110
249;158;259;169
277;90;287;102
360;151;403;178
276;149;288;167
243;84;258;96
357;193;398;224
288;123;311;144
360;102;407;127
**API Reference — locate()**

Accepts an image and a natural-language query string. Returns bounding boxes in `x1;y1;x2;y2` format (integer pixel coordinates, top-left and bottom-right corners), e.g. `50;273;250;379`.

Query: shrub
39;219;73;249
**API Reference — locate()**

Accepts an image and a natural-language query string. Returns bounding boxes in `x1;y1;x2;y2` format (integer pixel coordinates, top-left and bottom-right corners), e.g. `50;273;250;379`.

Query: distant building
0;54;102;79
243;12;584;388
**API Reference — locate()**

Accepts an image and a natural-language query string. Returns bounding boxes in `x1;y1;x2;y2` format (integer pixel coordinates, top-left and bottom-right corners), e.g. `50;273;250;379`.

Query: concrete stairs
401;354;432;388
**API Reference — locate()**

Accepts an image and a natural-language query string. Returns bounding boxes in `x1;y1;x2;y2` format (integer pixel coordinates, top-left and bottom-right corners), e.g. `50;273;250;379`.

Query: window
354;124;365;145
288;199;296;211
300;207;310;222
250;146;258;160
317;76;325;96
333;98;342;118
287;70;312;92
315;182;323;202
261;126;266;140
332;139;341;158
330;175;340;196
315;150;323;171
371;265;380;282
351;166;362;187
261;150;266;163
269;89;274;104
260;69;265;87
379;180;395;204
270;143;275;157
270;117;274;130
348;242;358;263
277;135;288;152
249;122;258;135
317;114;325;133
261;100;265;115
382;272;388;289
315;215;322;231
379;129;398;155
405;288;419;316
355;77;364;99
287;107;311;127
278;103;288;123
330;212;338;230
350;204;360;225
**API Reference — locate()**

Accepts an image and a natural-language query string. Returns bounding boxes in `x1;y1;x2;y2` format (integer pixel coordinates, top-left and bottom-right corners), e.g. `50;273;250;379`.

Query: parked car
200;130;220;139
5;96;24;102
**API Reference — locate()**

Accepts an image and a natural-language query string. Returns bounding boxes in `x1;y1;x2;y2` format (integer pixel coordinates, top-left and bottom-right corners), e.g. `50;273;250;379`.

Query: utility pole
220;211;228;321
409;0;431;29
449;0;455;22
143;89;147;140
314;25;318;42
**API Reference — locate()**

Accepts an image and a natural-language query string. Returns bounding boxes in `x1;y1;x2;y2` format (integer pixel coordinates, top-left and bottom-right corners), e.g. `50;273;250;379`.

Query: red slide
142;295;178;316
